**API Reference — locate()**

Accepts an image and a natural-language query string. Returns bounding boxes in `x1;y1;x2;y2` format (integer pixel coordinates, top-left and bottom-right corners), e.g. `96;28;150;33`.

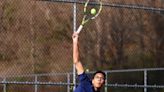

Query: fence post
3;78;7;92
105;72;108;92
144;70;147;92
67;73;70;92
35;75;38;92
73;1;77;91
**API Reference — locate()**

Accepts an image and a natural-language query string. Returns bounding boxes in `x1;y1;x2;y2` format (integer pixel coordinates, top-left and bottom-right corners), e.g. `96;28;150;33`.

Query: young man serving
72;32;106;92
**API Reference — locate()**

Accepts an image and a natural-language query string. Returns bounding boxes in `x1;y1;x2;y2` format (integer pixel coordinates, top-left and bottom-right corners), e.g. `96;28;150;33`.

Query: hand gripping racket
76;0;102;34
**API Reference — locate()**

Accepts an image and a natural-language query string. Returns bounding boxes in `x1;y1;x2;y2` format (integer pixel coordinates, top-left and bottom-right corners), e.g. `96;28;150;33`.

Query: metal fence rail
42;0;164;12
0;68;164;92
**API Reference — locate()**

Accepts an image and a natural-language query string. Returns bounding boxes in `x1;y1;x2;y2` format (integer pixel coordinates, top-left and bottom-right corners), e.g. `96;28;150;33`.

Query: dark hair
93;70;106;80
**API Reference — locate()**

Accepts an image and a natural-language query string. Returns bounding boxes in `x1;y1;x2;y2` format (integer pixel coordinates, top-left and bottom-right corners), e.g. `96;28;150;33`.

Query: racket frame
76;0;102;34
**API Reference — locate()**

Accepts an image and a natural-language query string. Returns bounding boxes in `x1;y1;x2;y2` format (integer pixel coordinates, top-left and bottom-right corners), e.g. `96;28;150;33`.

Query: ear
92;79;94;84
103;80;106;84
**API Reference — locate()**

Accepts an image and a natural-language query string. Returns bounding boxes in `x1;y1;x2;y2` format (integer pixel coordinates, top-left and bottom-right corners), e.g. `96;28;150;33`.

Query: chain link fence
0;0;164;92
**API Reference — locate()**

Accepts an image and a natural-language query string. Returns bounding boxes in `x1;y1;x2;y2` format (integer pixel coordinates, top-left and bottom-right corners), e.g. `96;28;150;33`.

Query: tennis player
72;32;106;92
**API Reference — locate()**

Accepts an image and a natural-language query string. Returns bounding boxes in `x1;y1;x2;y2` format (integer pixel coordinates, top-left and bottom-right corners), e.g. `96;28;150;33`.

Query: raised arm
72;32;84;75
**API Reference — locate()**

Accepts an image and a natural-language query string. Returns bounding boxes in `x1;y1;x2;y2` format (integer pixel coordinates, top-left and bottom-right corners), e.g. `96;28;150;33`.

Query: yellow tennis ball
90;8;96;15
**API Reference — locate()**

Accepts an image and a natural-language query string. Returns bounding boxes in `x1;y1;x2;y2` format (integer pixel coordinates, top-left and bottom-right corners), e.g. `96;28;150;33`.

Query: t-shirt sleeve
78;72;90;83
75;72;93;92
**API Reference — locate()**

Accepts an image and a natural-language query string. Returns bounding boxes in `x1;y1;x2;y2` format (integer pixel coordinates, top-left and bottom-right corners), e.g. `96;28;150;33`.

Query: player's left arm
72;32;84;75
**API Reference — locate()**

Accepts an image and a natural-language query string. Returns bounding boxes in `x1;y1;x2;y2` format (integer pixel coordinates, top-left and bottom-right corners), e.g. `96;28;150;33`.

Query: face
92;73;105;88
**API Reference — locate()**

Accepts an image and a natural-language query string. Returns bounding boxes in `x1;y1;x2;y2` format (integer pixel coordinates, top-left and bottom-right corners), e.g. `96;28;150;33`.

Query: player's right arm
72;32;84;75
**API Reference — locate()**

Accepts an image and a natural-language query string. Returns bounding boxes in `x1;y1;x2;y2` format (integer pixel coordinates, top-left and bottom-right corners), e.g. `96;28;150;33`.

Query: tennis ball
90;8;96;15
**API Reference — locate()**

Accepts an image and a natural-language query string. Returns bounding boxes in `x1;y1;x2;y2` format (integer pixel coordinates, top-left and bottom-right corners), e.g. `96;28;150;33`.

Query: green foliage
124;52;156;68
12;77;27;81
0;53;12;61
3;2;17;28
0;53;6;61
34;60;49;74
109;88;143;92
53;21;72;42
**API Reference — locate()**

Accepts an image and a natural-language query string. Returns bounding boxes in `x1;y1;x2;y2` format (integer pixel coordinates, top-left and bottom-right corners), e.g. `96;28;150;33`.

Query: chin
96;85;102;88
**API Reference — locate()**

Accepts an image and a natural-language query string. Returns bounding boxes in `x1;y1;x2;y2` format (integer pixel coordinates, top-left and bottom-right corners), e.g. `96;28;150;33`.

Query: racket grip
76;25;83;34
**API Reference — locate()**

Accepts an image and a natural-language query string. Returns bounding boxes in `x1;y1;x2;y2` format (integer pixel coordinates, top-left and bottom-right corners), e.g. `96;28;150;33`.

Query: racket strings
85;0;101;16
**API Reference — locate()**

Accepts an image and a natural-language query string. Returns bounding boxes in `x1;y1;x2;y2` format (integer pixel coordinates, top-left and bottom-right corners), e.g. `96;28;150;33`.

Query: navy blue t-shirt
74;72;95;92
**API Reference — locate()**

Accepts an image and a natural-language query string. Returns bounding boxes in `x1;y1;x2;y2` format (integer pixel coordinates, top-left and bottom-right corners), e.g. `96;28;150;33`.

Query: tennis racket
76;0;102;34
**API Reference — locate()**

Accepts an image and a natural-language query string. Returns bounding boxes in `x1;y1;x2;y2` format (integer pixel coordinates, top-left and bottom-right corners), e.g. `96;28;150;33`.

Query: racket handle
76;25;83;34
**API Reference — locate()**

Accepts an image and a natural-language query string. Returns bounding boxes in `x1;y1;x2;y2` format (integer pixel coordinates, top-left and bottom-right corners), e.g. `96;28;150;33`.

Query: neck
94;87;100;92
